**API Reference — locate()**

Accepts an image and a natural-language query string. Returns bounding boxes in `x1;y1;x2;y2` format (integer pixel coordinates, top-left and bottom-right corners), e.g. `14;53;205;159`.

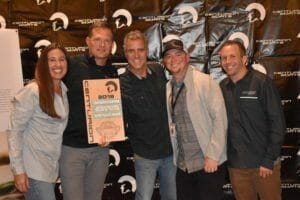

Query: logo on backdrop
36;0;51;5
229;32;250;50
252;63;267;74
274;71;300;77
178;5;198;24
112;9;132;29
34;39;51;57
49;12;69;31
112;41;117;55
118;175;137;194
272;9;300;16
245;3;266;23
0;15;6;29
109;149;120;167
162;34;181;43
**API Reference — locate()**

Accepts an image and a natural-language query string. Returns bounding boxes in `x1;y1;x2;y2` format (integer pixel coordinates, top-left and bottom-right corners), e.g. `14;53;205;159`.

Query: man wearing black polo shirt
60;22;118;200
120;30;175;200
219;40;285;200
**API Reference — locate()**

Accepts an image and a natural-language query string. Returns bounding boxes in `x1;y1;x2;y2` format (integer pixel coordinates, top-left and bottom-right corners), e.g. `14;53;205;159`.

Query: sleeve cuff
261;158;275;170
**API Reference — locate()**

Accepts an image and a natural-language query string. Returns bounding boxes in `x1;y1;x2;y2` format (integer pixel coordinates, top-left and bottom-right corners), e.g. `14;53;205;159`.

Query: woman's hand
14;173;29;193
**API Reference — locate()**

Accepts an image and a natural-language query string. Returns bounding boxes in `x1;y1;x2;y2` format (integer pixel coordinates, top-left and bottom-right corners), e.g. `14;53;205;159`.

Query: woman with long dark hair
7;43;69;200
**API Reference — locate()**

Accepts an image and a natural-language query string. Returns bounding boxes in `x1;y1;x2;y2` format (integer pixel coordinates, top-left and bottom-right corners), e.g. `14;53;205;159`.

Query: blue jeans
59;145;109;200
134;154;177;200
24;178;55;200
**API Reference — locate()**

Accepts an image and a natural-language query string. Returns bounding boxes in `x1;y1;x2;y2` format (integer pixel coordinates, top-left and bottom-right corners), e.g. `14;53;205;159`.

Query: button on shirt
8;82;69;182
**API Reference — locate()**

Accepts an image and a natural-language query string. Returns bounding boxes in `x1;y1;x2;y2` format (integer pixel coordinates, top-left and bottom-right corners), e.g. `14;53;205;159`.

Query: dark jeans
176;162;226;200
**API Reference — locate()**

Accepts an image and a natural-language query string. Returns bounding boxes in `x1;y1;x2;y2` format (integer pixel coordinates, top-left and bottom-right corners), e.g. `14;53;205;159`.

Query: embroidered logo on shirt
240;90;258;99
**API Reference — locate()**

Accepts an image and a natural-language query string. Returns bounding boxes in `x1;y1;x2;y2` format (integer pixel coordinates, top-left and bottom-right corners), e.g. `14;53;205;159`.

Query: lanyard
171;84;184;117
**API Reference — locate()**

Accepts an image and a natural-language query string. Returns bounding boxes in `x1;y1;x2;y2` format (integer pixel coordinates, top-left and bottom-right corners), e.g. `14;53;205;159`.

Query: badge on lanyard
170;122;176;137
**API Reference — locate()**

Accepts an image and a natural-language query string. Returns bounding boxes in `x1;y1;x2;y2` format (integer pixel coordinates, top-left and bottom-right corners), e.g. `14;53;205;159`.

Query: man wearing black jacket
60;22;118;200
219;40;285;200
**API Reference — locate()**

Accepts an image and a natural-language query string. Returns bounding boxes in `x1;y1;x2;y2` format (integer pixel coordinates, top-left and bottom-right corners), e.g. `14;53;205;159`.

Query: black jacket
120;65;172;159
220;69;286;170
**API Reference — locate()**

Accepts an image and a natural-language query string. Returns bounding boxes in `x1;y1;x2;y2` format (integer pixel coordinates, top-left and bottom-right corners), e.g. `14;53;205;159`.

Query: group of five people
7;21;285;200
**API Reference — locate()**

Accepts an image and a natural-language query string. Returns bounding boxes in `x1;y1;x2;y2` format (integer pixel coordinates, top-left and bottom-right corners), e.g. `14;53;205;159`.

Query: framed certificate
83;78;125;143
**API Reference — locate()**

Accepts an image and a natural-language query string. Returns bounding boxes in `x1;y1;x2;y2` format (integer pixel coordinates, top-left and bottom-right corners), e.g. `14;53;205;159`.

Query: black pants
176;162;226;200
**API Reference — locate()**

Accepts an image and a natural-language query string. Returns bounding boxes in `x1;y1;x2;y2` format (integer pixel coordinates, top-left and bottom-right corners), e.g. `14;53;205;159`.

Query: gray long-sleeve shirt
7;82;69;182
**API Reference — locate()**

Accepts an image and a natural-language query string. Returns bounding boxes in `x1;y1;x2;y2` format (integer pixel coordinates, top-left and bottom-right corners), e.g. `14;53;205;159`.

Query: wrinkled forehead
90;27;113;38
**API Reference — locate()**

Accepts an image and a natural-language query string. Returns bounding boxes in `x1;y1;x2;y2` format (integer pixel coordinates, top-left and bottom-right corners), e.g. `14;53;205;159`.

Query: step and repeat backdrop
0;0;299;199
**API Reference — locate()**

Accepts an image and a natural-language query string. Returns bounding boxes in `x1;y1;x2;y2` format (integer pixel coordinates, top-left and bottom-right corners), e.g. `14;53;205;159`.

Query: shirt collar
226;69;252;87
85;54;112;67
171;79;184;89
128;67;152;80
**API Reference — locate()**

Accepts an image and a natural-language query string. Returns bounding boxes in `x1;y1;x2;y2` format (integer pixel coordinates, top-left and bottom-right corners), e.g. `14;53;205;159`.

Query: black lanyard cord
171;84;184;117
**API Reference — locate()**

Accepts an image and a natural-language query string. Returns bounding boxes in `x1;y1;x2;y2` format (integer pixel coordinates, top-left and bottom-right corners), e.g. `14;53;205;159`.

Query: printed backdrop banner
0;0;299;199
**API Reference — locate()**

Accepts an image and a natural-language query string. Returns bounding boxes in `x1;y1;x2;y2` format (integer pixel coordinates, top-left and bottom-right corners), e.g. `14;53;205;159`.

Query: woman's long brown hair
34;43;68;118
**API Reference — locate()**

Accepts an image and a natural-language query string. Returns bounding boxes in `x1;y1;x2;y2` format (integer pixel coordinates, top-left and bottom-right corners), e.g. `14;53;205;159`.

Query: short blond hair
123;30;148;51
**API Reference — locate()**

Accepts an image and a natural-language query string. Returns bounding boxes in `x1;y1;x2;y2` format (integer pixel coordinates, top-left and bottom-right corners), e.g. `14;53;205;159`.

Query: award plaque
83;78;125;143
